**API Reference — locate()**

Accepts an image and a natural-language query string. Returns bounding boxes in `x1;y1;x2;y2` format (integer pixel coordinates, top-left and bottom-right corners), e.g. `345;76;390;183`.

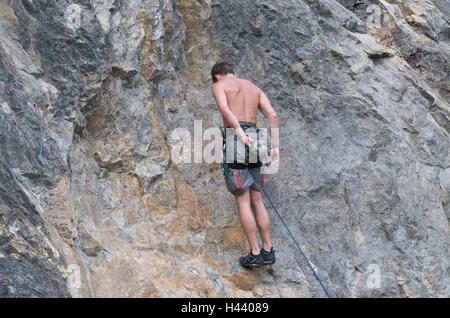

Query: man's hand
269;147;279;166
243;135;254;147
234;126;253;147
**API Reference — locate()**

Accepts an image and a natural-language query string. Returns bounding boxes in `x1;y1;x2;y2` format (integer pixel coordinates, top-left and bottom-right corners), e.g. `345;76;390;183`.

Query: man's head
211;61;235;83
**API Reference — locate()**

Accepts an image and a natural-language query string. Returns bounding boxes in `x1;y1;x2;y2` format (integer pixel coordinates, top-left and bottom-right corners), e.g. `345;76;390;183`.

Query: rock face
0;0;448;297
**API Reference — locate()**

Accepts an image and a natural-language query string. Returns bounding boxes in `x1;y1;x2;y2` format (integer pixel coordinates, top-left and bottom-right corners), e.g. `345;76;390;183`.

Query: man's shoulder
242;78;261;90
212;78;261;93
239;78;253;85
212;78;238;90
243;79;262;96
211;81;223;92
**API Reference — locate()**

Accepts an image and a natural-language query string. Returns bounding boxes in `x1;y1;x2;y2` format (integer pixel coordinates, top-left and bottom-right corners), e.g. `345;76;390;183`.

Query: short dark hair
211;61;235;83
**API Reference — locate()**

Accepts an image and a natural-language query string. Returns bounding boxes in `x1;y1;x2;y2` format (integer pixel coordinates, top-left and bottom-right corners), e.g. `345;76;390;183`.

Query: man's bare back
212;72;279;158
213;77;261;128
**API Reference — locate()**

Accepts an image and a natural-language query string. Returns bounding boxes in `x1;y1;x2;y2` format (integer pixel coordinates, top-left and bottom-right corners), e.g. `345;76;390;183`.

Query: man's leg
235;189;260;255
249;188;272;252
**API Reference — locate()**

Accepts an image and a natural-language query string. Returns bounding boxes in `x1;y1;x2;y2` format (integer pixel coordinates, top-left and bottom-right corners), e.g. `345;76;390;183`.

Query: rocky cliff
0;0;448;297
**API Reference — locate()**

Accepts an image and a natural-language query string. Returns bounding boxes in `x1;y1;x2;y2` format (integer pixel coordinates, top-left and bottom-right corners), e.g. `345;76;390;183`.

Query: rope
261;186;332;298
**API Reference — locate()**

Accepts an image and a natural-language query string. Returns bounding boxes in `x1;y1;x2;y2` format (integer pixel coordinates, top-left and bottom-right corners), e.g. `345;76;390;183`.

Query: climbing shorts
222;122;265;196
223;164;264;196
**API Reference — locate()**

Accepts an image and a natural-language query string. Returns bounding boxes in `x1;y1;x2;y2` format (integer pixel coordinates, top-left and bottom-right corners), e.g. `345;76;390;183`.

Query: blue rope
261;187;332;298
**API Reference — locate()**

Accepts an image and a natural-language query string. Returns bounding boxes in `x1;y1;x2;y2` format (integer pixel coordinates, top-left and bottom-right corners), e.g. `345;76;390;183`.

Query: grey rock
0;0;448;297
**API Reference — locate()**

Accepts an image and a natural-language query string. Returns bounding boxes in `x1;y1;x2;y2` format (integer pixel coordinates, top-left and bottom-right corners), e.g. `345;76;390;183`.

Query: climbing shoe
261;247;276;265
239;251;263;268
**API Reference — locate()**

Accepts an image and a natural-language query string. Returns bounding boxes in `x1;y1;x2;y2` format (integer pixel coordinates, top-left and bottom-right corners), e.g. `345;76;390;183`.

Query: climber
211;61;279;268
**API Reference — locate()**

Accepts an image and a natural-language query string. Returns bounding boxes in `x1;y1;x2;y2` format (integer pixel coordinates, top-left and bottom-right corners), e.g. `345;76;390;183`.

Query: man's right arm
258;90;279;164
212;83;252;146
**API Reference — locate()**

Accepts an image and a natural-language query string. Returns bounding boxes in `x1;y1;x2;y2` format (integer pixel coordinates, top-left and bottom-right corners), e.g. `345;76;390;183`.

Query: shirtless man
211;61;279;268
